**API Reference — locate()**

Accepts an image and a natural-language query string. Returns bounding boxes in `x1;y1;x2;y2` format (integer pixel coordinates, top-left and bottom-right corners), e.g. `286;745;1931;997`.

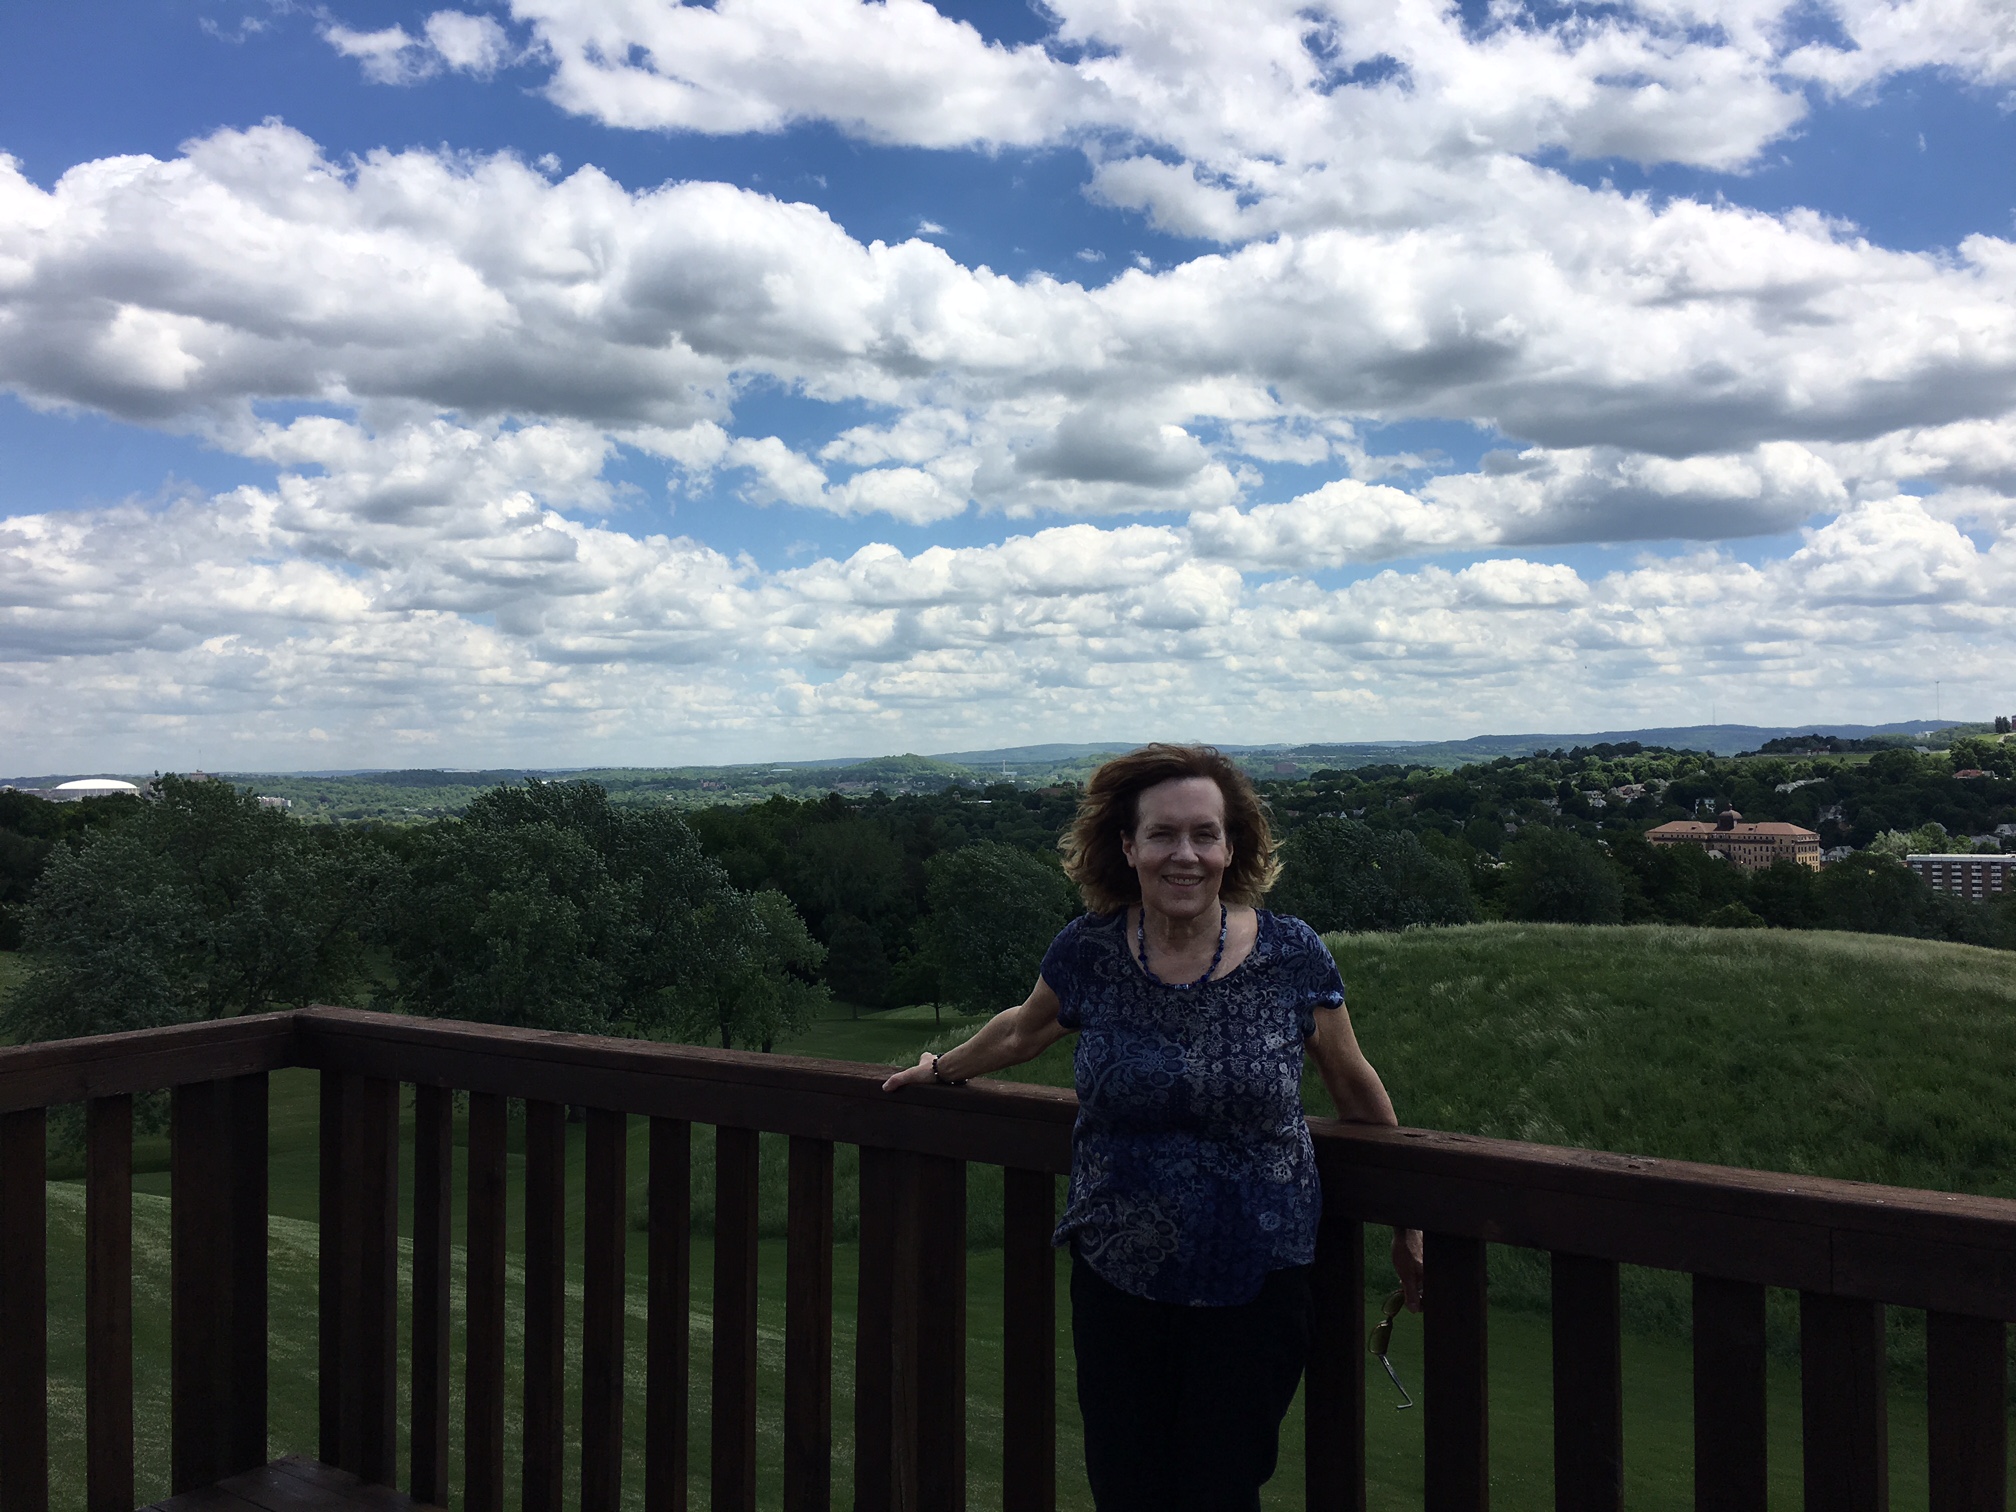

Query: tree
0;790;141;950
1270;818;1477;933
380;781;810;1042
1867;822;1951;860
1813;853;1927;937
1607;831;1747;925
379;809;633;1032
822;913;893;1008
1947;736;2016;780
1703;902;1766;929
660;888;832;1050
1747;860;1823;930
1501;828;1624;924
4;775;384;1043
923;842;1079;1017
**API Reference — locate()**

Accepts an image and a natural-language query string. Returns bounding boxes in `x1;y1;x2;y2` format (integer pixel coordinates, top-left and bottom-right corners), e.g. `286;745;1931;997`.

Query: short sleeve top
1041;908;1346;1307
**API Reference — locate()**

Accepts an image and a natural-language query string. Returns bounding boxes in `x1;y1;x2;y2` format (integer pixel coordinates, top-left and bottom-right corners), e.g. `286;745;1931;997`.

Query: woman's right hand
877;976;1070;1093
880;1054;941;1093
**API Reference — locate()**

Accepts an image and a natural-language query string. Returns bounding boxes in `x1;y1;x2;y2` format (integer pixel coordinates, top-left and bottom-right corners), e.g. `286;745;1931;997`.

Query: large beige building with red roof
1645;810;1822;871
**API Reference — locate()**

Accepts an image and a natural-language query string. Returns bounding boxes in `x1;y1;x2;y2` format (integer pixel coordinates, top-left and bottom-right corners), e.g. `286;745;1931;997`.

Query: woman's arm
880;976;1071;1092
1307;1001;1425;1309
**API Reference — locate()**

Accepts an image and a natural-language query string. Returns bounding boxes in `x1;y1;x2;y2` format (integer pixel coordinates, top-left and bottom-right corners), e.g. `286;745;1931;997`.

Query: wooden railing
0;1005;2009;1512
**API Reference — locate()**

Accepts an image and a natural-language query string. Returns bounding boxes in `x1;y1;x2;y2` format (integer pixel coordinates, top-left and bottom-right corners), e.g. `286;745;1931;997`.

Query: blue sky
3;0;2014;770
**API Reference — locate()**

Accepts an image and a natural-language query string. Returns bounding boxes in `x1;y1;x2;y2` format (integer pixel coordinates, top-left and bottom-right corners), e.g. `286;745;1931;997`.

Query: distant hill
932;721;1971;774
5;719;1979;815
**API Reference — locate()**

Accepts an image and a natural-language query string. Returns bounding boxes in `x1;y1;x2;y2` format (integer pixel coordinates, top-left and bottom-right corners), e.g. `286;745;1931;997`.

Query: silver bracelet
929;1052;968;1087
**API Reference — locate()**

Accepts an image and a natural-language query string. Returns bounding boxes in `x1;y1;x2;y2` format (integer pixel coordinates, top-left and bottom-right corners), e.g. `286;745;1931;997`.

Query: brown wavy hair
1061;744;1279;915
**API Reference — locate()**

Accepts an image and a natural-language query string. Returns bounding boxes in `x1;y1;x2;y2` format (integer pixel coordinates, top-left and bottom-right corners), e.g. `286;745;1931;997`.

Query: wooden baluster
582;1110;628;1512
319;1073;345;1469
1002;1168;1057;1512
784;1137;835;1512
891;1152;921;1512
523;1100;566;1512
712;1127;761;1512
1692;1276;1766;1512
464;1093;508;1512
916;1155;967;1512
855;1146;922;1512
410;1084;453;1508
646;1118;692;1512
1423;1232;1489;1512
336;1076;400;1487
0;1106;47;1512
1801;1292;1888;1512
227;1073;269;1477
1926;1311;2005;1512
85;1096;133;1512
1552;1254;1622;1512
171;1081;230;1493
855;1146;892;1512
1305;1209;1364;1512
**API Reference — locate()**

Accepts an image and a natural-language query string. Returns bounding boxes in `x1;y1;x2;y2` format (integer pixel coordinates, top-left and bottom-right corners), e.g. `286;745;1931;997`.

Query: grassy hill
1330;923;2016;1197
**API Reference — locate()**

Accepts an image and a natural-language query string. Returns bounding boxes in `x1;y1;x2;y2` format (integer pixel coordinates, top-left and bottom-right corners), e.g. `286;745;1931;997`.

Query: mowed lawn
22;922;2016;1509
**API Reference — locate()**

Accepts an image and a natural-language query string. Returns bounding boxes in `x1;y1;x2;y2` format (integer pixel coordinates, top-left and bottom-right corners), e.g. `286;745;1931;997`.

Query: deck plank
143;1456;446;1512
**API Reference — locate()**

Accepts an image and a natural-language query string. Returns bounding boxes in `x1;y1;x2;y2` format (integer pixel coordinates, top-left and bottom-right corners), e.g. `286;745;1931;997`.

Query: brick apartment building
1645;809;1822;871
1907;853;2016;900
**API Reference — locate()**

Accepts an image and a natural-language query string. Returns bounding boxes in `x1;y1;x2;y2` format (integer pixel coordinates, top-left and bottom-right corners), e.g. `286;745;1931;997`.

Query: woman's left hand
880;1054;941;1093
1392;1227;1425;1312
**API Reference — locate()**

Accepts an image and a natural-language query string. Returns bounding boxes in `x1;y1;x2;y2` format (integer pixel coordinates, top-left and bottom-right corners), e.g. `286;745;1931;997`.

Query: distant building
46;778;143;802
1645;809;1822;871
1907;854;2016;900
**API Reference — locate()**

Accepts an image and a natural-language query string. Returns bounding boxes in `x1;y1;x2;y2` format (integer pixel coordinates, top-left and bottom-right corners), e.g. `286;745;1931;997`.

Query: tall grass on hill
1327;922;2016;1378
1330;923;2016;1196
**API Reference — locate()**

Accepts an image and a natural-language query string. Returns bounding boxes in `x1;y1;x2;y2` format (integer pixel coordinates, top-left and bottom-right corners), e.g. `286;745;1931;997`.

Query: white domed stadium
53;778;141;797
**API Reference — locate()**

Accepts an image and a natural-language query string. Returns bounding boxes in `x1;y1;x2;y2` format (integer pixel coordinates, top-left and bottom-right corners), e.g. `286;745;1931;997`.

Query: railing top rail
0;1011;298;1114
1318;1122;2016;1318
3;1006;2011;1314
294;1006;1078;1173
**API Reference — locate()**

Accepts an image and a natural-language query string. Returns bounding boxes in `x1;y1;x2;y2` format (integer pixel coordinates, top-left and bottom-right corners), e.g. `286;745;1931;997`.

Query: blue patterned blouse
1042;908;1346;1307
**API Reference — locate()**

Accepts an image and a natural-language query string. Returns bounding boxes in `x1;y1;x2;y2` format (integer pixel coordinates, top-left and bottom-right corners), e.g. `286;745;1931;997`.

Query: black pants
1071;1251;1312;1512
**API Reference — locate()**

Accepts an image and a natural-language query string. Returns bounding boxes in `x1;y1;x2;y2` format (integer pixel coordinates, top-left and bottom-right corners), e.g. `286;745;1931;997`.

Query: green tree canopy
379;781;827;1048
1502;828;1625;925
662;889;831;1051
1270;818;1477;933
4;775;385;1042
923;842;1079;1015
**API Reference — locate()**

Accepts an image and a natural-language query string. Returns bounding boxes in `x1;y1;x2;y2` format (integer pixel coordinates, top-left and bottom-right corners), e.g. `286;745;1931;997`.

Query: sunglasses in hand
1367;1288;1414;1410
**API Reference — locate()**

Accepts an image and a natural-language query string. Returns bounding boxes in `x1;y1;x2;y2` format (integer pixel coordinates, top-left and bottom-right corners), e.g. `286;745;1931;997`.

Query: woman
883;743;1423;1512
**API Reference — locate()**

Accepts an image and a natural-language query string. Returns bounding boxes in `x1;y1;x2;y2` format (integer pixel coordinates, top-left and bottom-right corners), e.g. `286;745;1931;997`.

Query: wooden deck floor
144;1458;442;1512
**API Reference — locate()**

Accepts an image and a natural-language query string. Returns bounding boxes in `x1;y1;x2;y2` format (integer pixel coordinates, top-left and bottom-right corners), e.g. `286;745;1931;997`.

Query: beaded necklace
1136;902;1227;989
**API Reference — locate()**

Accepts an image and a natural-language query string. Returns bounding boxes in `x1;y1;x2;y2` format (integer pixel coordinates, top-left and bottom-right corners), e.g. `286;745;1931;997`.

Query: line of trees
3;777;834;1050
0;776;1093;1048
5;740;2013;1050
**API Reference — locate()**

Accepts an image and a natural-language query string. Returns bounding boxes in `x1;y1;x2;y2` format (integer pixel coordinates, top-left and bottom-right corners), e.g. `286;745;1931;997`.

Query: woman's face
1120;776;1233;920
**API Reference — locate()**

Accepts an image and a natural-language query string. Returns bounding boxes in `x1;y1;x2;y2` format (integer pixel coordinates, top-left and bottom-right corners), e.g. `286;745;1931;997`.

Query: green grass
24;925;2016;1508
0;948;31;1011
1328;924;2016;1197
